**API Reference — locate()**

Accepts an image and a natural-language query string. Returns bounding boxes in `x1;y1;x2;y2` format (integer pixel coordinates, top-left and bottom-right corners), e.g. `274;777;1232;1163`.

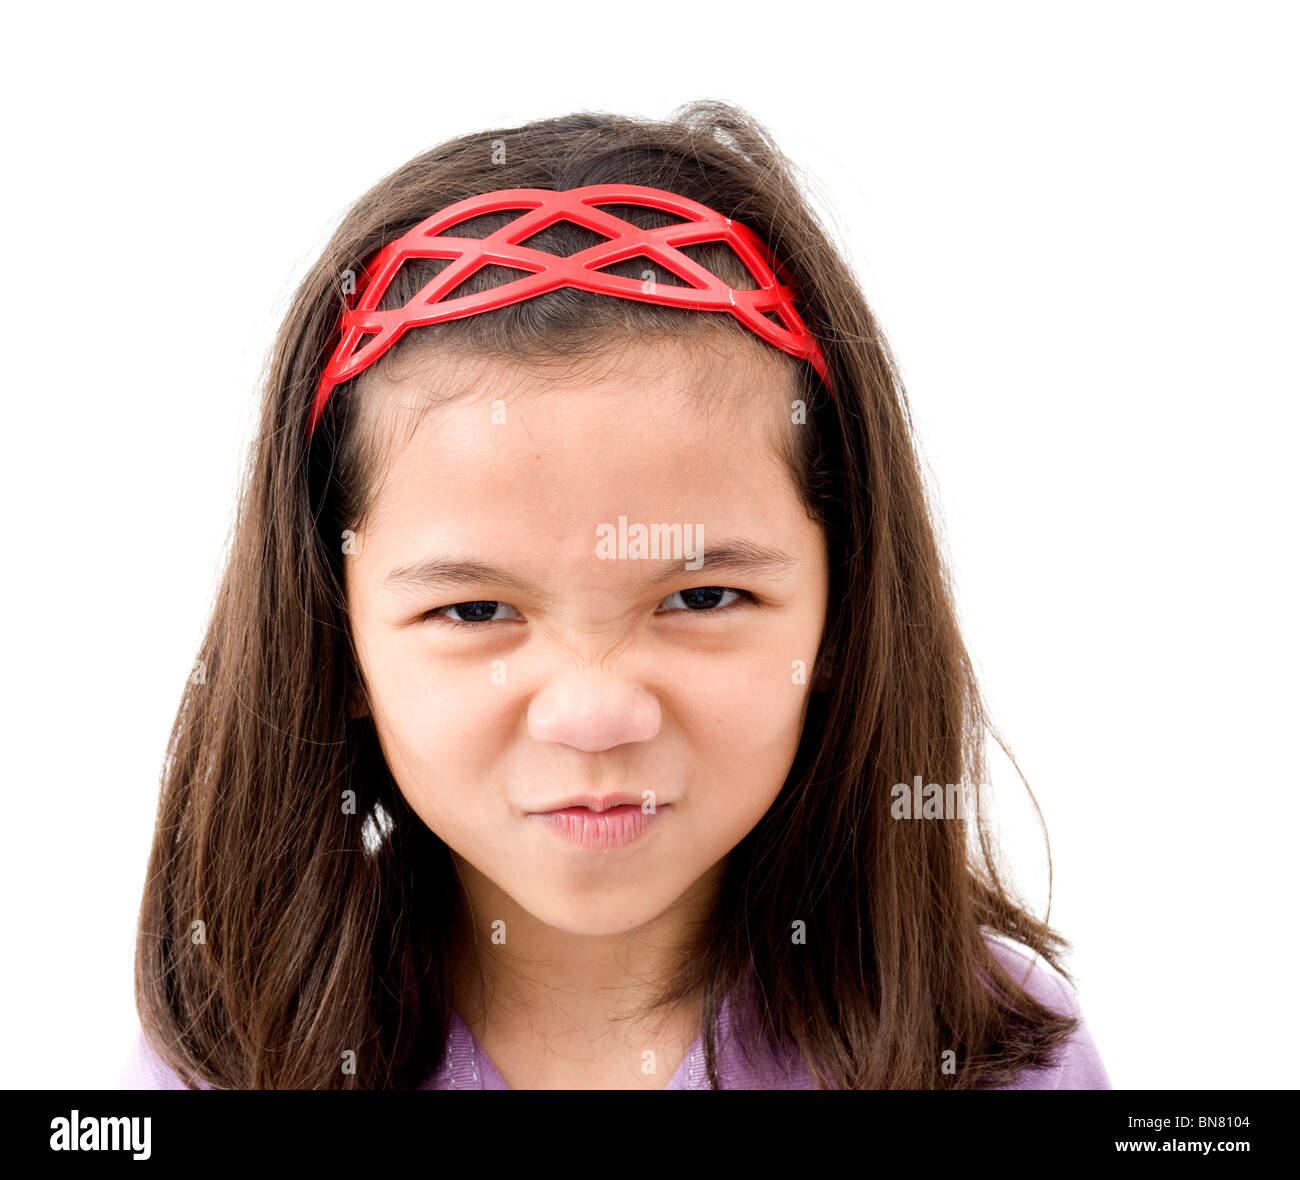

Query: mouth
529;792;653;814
527;800;670;847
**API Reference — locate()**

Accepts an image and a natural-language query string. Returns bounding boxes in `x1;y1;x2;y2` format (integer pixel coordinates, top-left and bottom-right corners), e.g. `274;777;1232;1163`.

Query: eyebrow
383;539;799;598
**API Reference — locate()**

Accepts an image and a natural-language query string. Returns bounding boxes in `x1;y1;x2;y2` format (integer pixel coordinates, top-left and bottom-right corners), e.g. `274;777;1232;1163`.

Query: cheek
667;602;819;774
359;630;514;795
672;654;809;772
656;646;814;852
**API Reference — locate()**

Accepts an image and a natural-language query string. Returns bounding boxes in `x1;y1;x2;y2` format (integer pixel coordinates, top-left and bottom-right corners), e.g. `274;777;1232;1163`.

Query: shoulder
983;932;1082;1018
980;932;1112;1089
719;938;1112;1090
116;1023;209;1090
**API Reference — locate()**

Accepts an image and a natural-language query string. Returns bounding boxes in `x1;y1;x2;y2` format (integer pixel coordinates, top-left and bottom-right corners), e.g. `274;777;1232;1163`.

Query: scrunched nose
527;672;662;752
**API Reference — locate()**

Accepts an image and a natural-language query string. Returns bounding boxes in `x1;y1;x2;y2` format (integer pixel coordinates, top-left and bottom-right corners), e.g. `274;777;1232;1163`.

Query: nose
527;672;662;752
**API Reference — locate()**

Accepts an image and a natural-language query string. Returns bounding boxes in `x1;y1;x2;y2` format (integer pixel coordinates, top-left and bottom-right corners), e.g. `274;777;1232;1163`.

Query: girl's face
344;336;829;937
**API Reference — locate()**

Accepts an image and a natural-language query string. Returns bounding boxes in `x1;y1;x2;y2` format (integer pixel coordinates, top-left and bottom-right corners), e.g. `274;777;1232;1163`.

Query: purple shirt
118;936;1110;1089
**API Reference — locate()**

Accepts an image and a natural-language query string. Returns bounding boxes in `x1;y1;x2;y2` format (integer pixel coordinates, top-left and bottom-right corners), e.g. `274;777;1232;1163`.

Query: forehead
352;333;802;504
358;329;797;439
343;335;818;600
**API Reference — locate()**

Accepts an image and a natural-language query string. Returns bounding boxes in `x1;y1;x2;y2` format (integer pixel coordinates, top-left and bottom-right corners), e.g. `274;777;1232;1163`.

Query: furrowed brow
382;539;798;598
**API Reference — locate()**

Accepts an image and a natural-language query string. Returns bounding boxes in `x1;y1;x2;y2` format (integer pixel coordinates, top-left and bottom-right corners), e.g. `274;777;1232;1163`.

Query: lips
529;800;666;849
530;792;648;814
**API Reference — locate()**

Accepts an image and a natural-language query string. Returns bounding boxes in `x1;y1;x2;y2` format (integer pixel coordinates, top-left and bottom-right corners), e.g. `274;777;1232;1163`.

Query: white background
2;0;1295;1090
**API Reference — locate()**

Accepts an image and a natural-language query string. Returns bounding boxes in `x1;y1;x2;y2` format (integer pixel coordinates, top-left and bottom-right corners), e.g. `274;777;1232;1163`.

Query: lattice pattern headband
307;183;832;439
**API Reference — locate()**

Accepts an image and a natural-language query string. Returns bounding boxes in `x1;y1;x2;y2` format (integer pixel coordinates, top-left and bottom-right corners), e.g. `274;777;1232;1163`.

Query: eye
421;587;759;626
423;600;523;629
656;587;754;615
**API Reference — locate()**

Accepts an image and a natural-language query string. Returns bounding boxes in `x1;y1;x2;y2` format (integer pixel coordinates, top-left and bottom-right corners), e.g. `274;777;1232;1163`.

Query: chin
515;882;684;937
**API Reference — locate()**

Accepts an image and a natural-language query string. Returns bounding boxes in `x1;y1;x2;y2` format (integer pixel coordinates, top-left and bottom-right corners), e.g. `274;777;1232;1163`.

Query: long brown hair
133;99;1078;1089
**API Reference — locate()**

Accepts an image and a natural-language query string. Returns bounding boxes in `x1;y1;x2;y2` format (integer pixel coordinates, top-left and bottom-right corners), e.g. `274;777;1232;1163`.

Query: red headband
306;183;832;439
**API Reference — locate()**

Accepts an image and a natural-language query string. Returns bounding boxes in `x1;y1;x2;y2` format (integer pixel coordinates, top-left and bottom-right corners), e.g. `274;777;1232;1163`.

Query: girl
122;100;1110;1090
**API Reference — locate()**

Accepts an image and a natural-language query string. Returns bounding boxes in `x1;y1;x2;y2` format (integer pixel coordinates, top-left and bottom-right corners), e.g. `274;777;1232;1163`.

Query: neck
446;854;726;1069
